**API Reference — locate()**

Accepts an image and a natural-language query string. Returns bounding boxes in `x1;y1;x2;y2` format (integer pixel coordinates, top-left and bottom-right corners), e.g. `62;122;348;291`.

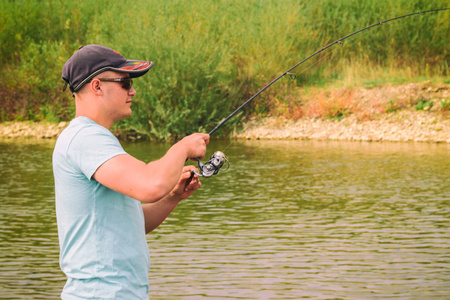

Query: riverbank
0;110;448;143
236;82;450;143
235;111;450;143
0;121;68;139
1;82;449;143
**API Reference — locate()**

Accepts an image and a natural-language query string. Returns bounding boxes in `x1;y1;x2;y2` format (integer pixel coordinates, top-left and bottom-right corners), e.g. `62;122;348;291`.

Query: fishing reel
192;151;229;178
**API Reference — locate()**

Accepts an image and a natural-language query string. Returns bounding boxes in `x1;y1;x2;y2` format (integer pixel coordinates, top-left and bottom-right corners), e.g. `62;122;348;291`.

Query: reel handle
184;158;202;188
185;169;196;189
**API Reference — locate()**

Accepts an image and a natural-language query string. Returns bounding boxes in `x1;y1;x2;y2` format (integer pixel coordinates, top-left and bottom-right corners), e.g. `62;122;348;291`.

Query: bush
0;0;448;139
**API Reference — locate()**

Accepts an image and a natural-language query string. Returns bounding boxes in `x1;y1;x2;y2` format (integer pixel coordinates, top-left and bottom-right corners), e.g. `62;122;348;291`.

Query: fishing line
186;8;448;181
256;43;344;115
208;8;448;136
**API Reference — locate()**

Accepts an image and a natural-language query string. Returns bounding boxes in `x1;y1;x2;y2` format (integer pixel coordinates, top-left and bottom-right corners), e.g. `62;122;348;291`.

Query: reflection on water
0;139;449;299
0;140;63;299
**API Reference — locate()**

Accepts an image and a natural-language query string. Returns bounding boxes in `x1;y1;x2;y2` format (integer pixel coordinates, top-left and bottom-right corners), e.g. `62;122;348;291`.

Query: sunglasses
97;78;133;90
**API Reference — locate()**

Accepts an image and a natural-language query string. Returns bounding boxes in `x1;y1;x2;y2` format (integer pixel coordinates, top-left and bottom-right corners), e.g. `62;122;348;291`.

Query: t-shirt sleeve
67;125;127;180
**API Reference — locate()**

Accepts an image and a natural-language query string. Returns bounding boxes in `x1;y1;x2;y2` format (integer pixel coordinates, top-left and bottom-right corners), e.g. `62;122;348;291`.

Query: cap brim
71;60;154;92
112;60;154;78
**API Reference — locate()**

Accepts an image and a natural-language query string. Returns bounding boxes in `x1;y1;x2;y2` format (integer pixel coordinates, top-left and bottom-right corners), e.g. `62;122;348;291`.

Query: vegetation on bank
0;0;448;140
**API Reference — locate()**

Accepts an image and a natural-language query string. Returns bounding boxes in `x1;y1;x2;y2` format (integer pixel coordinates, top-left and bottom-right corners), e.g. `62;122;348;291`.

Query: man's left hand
169;166;202;200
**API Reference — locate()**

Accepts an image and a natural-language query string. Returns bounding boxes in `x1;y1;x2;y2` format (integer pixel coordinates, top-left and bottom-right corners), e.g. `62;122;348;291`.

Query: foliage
0;0;448;140
415;99;434;111
441;100;450;111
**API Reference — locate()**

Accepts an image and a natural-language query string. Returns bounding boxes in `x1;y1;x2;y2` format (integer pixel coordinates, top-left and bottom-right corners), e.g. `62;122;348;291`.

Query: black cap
62;45;154;92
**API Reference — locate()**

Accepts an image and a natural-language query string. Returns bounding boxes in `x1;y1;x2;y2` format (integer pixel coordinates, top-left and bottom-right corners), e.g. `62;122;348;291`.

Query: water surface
0;139;449;299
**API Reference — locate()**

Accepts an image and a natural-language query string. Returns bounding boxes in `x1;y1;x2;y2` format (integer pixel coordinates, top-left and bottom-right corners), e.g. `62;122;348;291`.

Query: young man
53;45;209;299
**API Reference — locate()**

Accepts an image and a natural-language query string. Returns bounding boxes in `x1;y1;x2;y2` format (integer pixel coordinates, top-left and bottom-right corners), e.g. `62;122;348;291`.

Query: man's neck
75;111;113;129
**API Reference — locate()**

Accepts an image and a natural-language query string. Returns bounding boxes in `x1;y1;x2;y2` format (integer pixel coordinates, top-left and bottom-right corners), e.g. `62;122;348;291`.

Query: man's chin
116;110;132;121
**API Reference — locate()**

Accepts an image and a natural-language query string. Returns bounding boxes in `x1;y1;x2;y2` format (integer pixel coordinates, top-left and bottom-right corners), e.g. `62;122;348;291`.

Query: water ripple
1;140;449;299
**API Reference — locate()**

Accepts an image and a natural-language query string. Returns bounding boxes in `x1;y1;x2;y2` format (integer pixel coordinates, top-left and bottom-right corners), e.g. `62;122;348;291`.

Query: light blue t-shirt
53;117;150;299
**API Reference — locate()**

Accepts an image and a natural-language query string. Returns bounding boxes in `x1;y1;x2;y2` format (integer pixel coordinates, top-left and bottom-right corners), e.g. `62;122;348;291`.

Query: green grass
0;0;448;140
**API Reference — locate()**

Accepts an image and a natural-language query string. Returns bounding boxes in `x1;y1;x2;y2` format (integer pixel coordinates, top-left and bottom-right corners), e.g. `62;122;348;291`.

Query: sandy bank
0;111;448;143
234;82;450;143
234;111;450;143
1;81;449;143
0;121;68;139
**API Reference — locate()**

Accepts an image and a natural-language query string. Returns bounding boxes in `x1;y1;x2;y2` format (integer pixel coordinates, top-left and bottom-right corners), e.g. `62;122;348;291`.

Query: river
0;139;449;299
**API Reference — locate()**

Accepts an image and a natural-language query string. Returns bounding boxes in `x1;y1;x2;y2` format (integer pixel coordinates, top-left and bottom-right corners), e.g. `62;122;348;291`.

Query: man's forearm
142;165;201;233
141;193;182;234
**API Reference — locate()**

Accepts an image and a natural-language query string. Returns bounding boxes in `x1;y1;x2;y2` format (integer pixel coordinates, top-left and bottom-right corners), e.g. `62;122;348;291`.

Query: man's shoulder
58;117;114;143
53;117;126;179
54;117;121;160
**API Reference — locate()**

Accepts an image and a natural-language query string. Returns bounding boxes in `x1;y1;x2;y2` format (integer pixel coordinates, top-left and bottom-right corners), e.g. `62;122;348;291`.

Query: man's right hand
178;133;210;160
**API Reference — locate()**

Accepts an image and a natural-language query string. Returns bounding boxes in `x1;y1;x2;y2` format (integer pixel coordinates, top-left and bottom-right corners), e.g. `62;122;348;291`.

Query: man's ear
91;79;102;95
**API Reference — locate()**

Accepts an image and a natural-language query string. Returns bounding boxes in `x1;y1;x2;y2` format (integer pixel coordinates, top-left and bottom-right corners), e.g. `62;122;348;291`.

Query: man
53;44;209;299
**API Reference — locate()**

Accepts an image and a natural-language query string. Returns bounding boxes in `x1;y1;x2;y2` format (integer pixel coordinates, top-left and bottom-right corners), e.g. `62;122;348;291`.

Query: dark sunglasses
98;78;133;90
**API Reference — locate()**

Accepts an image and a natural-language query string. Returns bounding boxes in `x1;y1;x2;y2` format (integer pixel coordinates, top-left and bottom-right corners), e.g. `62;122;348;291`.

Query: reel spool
193;151;229;178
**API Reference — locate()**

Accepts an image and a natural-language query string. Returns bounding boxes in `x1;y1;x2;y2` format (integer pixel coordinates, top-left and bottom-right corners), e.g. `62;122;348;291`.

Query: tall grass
0;0;448;139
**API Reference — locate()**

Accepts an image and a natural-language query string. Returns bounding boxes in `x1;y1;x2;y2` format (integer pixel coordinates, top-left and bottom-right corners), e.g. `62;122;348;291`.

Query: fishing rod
189;8;449;179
